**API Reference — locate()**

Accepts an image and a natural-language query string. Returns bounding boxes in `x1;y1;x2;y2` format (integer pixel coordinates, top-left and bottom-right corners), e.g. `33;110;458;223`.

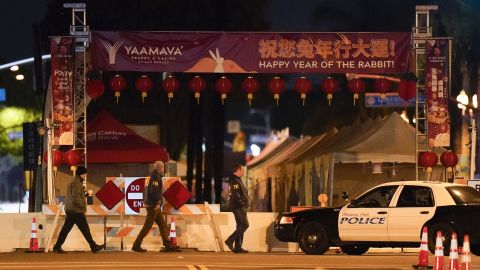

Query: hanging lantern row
43;149;85;174
418;151;459;173
87;74;415;106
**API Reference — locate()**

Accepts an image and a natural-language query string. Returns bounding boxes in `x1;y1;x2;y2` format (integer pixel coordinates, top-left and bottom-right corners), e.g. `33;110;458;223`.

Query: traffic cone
29;217;39;252
169;217;178;248
414;226;431;269
449;232;459;270
434;231;445;270
461;235;471;270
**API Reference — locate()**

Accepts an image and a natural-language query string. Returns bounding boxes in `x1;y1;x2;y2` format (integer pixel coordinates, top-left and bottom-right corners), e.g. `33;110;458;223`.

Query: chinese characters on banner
426;39;450;147
90;32;411;74
50;37;74;145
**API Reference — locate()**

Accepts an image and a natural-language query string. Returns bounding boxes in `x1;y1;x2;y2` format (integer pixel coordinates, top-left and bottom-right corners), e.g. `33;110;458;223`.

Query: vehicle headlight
279;216;294;224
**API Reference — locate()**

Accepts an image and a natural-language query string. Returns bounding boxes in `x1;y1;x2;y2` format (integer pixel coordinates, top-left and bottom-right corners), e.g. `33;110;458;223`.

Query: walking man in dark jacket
132;161;179;252
53;166;104;253
224;164;249;253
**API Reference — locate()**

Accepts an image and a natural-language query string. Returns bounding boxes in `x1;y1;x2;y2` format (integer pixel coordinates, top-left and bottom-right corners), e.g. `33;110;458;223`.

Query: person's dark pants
54;211;97;249
226;207;249;250
133;207;171;248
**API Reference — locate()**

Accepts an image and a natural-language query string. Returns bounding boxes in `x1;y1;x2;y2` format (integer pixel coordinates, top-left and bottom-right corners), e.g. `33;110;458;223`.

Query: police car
274;181;480;255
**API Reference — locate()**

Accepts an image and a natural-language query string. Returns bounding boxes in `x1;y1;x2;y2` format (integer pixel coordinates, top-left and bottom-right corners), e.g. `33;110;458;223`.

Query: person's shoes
132;246;147;252
161;246;181;252
224;240;235;252
91;243;105;253
234;248;249;253
53;246;66;254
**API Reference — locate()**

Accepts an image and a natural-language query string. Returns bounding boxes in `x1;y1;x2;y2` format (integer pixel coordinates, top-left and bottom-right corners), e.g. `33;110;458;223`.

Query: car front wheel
341;245;369;255
297;222;330;255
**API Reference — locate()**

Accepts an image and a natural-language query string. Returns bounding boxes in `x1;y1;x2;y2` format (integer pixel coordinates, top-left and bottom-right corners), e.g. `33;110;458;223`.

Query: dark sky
0;0;50;63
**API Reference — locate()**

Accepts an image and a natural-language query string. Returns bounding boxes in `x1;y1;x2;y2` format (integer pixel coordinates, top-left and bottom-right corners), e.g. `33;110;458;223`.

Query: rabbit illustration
209;48;224;73
186;47;250;73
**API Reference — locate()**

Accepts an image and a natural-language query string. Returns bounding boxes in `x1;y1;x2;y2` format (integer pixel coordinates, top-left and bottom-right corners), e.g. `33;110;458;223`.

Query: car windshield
446;186;480;205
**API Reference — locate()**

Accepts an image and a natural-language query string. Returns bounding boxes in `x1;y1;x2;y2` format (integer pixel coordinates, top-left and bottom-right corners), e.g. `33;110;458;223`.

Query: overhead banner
90;31;411;74
50;36;74;145
426;39;451;147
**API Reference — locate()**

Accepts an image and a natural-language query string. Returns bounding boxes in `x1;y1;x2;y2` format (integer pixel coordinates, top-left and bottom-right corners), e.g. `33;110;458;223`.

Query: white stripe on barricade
106;226;159;238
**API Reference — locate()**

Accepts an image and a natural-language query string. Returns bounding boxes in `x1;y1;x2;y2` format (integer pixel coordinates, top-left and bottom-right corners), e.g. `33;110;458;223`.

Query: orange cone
29;217;39;252
461;235;471;270
414;226;431;269
434;231;445;270
449;232;459;270
169;217;178;248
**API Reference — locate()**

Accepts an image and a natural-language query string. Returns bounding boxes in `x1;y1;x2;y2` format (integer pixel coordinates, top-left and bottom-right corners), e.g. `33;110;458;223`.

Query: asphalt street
1;250;479;270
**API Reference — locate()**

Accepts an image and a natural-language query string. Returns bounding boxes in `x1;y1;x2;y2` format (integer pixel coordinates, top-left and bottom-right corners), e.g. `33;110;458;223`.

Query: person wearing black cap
53;166;105;253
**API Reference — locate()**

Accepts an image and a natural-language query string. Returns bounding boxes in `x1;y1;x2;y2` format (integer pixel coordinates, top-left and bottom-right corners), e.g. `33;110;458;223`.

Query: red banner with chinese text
50;37;74;145
90;31;411;74
426;39;450;147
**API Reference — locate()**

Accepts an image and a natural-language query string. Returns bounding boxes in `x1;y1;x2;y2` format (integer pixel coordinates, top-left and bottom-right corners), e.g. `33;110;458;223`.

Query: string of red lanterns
43;148;85;175
86;74;417;106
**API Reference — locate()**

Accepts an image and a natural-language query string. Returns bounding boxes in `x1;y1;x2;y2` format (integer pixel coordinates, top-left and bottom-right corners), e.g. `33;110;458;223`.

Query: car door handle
420;211;429;214
377;211;387;214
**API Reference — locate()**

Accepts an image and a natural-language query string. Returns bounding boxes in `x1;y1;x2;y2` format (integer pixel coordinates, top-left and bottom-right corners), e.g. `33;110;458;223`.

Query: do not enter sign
125;178;145;214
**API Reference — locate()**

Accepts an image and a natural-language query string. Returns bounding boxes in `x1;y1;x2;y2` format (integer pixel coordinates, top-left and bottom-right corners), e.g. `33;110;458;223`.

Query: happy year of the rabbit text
258;60;394;69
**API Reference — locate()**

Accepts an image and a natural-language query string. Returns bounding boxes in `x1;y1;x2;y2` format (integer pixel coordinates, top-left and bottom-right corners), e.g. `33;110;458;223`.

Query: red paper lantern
215;76;232;105
268;77;285;106
86;79;105;100
43;150;64;172
440;151;459;173
162;75;180;103
398;79;416;101
294;77;312;106
189;76;206;104
419;151;438;173
375;78;392;100
135;75;153;103
109;75;127;103
65;149;85;173
321;77;339;106
347;78;365;106
242;76;259;106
